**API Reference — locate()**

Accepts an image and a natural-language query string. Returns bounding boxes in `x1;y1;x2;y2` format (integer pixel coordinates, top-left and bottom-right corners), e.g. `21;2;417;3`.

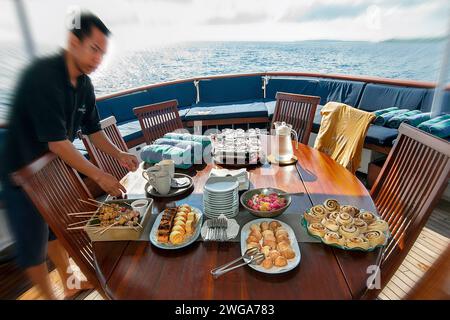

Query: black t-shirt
0;51;101;177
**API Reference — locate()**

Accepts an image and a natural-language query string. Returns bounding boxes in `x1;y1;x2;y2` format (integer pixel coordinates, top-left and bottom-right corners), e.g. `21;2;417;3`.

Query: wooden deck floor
12;199;450;300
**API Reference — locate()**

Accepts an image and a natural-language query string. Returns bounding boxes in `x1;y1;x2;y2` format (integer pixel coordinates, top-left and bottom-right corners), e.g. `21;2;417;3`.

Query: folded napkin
163;132;212;148
428;119;450;138
373;107;399;117
374;109;409;126
403;112;431;127
417;114;450;132
386;110;422;129
154;138;203;164
210;168;249;191
140;144;193;169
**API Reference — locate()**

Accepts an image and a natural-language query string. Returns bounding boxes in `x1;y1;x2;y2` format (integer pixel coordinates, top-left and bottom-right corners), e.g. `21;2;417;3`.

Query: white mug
131;199;149;217
144;170;171;195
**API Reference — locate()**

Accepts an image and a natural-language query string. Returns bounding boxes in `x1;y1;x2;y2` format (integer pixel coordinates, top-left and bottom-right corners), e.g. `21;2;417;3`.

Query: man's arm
48;139;126;196
88;130;139;171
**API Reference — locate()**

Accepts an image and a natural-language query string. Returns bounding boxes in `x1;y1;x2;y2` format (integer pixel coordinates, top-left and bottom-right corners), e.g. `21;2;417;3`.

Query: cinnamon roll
323;232;345;246
356;211;376;225
321;217;340;232
363;230;386;247
346;236;370;250
367;220;389;232
340;205;360;217
327;211;339;220
304;205;327;224
324;199;340;212
336;212;354;226
353;218;368;233
339;224;360;239
308;222;327;237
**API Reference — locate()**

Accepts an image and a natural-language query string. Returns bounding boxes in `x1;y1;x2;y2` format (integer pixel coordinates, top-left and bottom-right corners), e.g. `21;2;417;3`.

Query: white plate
240;218;301;274
204;204;239;212
204;176;239;193
149;206;203;250
204;198;239;206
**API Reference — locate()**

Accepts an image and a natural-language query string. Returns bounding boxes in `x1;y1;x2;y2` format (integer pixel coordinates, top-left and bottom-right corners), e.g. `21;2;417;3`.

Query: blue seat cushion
316;79;365;107
358;83;427;112
365;125;399;146
185;100;268;121
117;120;143;142
312;105;324;133
420;89;450;113
199;76;263;103
265;78;319;101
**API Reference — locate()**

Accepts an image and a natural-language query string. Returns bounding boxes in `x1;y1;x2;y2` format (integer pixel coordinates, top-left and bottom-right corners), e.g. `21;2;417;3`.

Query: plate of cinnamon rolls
241;219;301;273
150;204;203;249
303;199;389;251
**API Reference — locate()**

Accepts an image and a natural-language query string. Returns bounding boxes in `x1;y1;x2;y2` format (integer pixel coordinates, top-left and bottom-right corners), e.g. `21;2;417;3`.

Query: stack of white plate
203;176;239;218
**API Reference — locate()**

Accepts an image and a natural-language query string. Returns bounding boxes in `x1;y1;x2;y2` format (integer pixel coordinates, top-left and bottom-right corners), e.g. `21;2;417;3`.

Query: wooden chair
133;99;183;145
78;116;129;182
12;153;108;299
363;123;450;299
271;92;320;145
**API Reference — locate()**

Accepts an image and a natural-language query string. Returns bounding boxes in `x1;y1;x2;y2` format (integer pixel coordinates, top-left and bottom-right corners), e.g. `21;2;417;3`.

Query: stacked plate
203;176;239;218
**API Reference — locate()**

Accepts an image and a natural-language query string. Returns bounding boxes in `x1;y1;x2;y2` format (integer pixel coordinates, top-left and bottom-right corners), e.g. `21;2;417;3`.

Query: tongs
210;247;265;278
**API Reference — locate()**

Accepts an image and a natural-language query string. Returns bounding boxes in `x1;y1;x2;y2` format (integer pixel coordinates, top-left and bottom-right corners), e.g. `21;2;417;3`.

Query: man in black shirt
0;12;138;299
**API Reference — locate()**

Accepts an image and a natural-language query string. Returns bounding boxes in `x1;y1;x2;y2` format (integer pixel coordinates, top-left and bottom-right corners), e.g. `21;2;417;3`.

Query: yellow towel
314;102;375;174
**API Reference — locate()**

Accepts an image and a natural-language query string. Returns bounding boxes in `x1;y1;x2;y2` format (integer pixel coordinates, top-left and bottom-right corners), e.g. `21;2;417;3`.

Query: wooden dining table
92;136;382;300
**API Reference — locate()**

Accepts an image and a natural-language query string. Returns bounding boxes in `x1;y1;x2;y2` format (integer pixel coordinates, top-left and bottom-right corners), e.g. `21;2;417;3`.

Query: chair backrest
12;153;102;290
271;92;320;145
133;99;183;145
79;116;129;181
365;123;450;299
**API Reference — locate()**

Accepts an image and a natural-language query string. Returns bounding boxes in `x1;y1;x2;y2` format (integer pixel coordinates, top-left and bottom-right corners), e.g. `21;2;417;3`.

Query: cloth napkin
163;132;212;148
373;107;399;117
140;144;193;169
418;114;450;132
428;119;450;138
373;109;409;126
386;110;422;129
403;112;431;127
154;138;203;164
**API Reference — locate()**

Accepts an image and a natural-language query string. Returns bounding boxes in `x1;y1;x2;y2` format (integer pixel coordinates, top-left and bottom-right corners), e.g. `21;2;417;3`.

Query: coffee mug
156;159;175;178
143;170;171;195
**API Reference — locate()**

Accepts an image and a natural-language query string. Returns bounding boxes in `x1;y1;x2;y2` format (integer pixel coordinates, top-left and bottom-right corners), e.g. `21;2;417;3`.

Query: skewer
74;215;96;218
98;222;119;235
78;199;101;207
67;211;97;216
68;219;92;227
67;224;100;230
136;222;144;229
87;198;118;208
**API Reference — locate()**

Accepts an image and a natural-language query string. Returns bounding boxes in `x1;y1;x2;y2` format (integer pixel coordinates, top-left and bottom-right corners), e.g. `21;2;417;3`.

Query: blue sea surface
0;40;448;119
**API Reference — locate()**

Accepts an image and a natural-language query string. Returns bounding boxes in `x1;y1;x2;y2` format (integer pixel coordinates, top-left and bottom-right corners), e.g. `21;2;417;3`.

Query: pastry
340;205;360;217
246;235;260;244
367;220;389;232
247;242;261;250
262;230;275;238
308;223;327;237
263;239;277;250
275;228;289;238
323;232;345;246
339;224;360;239
305;205;328;223
336;212;353;226
357;211;376;225
172;225;185;235
185;220;194;235
324;199;340;212
169;230;184;244
260;221;270;231
249;230;262;241
268;250;281;260
327;211;339;220
261;246;271;257
346;236;370;250
187;212;196;222
276;234;290;244
174;216;186;223
321;217;340;232
250;224;261;233
262;258;273;269
353;218;368;233
263;235;276;243
274;256;288;267
364;230;386;247
276;241;291;252
269;221;282;231
174;220;186;227
280;248;296;259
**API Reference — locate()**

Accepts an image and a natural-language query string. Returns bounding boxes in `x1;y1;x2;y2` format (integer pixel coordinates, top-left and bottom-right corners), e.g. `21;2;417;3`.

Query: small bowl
131;199;149;217
240;187;291;218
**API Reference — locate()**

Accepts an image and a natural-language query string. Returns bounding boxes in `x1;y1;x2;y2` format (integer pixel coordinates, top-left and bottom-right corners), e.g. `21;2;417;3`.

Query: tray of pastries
302;199;390;251
150;204;203;249
240;218;301;273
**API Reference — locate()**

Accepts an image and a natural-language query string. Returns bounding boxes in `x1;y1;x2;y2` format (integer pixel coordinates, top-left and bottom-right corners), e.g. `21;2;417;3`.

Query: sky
0;0;448;50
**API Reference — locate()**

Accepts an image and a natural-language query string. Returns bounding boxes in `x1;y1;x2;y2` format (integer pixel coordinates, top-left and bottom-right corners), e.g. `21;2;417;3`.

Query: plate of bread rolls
150;204;203;249
302;199;390;252
241;218;301;274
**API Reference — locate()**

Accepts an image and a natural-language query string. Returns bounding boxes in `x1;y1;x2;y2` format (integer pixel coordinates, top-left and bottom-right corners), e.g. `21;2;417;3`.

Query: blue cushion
265;78;319;101
358;84;427;112
316;79;364;107
312;105;324;133
117;120;143;142
420;89;450;113
185;100;268;121
145;82;197;109
98;91;152;123
365;125;399;146
199;76;263;103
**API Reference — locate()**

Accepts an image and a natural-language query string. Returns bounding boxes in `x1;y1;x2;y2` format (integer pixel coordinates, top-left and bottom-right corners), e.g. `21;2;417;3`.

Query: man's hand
94;172;127;197
117;151;139;172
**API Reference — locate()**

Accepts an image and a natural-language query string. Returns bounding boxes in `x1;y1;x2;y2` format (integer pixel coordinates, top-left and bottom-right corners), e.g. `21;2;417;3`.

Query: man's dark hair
70;11;110;40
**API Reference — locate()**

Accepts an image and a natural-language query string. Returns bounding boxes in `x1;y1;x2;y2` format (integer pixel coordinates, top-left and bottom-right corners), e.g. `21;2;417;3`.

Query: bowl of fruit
240;188;291;218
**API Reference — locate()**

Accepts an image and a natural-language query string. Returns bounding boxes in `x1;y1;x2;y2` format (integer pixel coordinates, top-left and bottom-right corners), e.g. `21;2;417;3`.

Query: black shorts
1;175;56;269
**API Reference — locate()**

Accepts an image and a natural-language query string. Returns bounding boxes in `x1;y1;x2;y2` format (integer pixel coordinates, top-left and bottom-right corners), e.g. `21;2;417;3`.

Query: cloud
285;3;369;22
204;12;268;25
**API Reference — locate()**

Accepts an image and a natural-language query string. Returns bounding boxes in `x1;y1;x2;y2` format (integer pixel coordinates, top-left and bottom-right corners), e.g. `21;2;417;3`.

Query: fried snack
250;224;261;233
268;250;281;260
262;230;275;238
308;222;327;237
274;256;288;267
324;199;340;212
269;221;282;231
249;230;263;241
276;241;291;252
280;248;296;259
276;234;290;244
367;220;389;232
260;221;270;231
275;228;289;238
246;235;260;244
263;239;277;250
262;258;273;269
261;246;271;257
247;242;261;250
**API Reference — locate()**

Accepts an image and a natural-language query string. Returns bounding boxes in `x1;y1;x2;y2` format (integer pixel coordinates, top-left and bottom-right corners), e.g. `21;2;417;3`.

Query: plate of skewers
150;204;203;250
66;198;153;241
